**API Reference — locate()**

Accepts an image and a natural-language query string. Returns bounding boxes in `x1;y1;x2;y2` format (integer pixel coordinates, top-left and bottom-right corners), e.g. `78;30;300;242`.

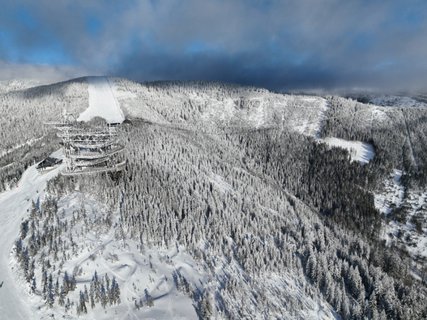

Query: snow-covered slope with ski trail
78;77;125;124
0;161;63;319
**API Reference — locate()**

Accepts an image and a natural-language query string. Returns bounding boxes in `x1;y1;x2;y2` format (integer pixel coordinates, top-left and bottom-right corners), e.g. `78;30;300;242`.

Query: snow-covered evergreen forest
1;77;426;319
0;78;88;192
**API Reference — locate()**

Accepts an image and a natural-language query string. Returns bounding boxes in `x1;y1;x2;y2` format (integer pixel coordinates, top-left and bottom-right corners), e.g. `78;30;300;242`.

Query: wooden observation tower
51;111;125;175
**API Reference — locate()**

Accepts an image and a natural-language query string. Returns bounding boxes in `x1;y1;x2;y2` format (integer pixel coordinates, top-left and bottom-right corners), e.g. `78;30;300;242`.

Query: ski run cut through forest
0;76;426;319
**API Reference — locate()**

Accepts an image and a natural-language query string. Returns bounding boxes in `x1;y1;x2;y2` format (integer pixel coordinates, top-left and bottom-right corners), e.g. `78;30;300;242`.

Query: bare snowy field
319;137;375;164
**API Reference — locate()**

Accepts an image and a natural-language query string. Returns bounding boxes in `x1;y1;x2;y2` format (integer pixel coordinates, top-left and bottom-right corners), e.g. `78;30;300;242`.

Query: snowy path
313;98;329;139
401;109;418;171
0;164;62;319
78;77;125;124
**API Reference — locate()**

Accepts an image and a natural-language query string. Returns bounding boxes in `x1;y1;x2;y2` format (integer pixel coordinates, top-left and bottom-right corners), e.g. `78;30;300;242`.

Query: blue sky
1;0;427;91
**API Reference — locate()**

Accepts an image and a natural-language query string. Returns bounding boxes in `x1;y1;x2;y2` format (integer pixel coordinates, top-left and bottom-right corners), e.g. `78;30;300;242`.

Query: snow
10;183;337;319
20;191;206;319
292;97;329;137
290;96;376;165
0;137;44;158
78;77;125;124
110;79;137;100
111;79;331;137
276;96;376;165
319;137;375;164
314;99;330;139
371;108;388;121
264;273;337;320
247;98;265;128
0;155;64;319
209;174;234;194
0;158;207;319
374;170;404;215
111;78;375;167
375;170;427;265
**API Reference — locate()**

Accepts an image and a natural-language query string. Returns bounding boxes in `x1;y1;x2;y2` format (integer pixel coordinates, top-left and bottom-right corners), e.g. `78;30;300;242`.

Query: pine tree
31;276;36;293
58;286;65;306
65;298;71;312
89;282;95;309
110;277;120;304
200;291;212;319
47;274;55;307
55;278;60;297
42;269;48;300
100;283;107;308
145;289;154;307
79;290;87;314
63;271;70;294
105;273;110;294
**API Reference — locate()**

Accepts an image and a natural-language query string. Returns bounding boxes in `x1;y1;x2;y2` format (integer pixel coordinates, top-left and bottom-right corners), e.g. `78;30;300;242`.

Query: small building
37;157;63;171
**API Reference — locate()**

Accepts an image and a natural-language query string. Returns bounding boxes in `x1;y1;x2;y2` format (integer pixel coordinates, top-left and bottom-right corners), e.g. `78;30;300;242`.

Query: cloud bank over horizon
1;0;427;91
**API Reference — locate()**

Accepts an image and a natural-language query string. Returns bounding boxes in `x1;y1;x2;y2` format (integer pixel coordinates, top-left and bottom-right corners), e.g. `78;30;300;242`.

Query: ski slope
0;162;63;319
78;77;125;124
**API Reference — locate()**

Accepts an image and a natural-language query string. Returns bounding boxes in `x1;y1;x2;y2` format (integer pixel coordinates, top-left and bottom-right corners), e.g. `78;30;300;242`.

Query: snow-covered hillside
12;187;337;319
0;77;341;319
375;170;427;263
113;78;328;136
113;79;380;166
1;77;427;319
0;158;63;319
17;191;207;319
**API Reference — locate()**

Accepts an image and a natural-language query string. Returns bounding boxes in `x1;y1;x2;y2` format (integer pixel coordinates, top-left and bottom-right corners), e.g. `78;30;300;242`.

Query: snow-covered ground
293;97;329;138
375;170;427;263
0;161;207;319
112;78;331;135
318;137;375;164
8;174;338;320
21;192;206;320
0;137;44;158
374;170;405;215
0;160;63;319
112;78;376;167
78;77;125;124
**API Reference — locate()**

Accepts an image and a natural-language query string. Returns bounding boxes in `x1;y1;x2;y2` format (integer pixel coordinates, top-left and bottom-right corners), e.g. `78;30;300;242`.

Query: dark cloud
1;0;427;91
